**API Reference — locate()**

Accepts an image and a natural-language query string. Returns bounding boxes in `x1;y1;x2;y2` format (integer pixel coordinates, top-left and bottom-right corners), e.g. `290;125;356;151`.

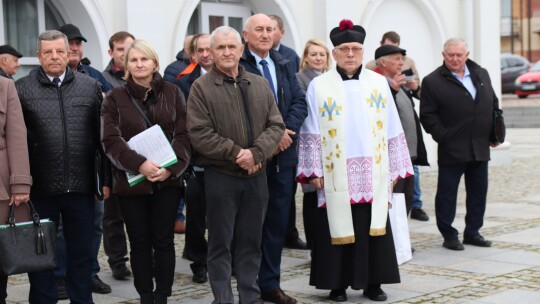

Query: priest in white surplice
296;20;413;302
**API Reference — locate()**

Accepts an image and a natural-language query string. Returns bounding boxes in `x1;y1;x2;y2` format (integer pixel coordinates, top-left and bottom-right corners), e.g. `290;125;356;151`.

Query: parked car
515;60;540;98
501;53;531;93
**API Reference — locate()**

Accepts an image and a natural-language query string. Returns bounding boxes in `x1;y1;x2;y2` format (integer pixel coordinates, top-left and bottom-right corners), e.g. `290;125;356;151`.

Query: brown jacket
0;77;32;224
187;65;285;177
101;73;190;196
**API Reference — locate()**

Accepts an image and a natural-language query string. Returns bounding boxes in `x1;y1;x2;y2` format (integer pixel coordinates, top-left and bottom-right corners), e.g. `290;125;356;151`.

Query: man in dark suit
268;14;307;251
240;13;307;304
420;38;500;251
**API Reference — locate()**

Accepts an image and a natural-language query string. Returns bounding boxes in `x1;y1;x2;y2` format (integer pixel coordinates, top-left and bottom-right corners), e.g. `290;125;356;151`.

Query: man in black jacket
420;38;500;251
178;33;213;284
16;30;106;303
240;13;307;304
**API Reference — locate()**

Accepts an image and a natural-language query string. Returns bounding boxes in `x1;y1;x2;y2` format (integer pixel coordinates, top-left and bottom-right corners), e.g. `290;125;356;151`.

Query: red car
515;61;540;98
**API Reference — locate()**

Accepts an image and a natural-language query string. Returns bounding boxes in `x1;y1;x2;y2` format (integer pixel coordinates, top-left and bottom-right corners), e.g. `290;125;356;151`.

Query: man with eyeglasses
296;20;412;302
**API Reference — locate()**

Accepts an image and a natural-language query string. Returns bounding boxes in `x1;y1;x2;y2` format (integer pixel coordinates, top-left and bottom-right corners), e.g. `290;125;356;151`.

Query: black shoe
112;264;132;280
410;208;429;221
363;285;387;301
55;278;68;300
463;235;492;247
284;237;308;250
92;275;112;294
190;264;208;284
443;239;464;251
328;288;347;302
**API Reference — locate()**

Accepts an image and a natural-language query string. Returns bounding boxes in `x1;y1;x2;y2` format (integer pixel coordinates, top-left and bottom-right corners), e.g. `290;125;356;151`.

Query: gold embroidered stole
315;68;389;244
315;70;354;245
361;69;389;236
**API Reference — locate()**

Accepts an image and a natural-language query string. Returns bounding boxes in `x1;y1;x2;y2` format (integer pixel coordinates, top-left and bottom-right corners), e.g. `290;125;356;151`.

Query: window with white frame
1;0;65;79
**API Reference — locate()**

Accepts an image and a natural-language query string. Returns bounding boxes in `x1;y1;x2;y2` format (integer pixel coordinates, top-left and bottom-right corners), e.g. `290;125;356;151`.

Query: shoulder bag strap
124;86;153;128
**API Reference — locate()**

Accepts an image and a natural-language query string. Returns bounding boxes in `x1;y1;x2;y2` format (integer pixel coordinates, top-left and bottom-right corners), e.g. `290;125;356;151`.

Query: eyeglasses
335;46;363;55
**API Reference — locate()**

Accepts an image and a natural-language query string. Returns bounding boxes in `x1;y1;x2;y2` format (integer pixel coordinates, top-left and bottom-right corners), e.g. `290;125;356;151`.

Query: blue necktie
52;77;61;87
260;59;277;102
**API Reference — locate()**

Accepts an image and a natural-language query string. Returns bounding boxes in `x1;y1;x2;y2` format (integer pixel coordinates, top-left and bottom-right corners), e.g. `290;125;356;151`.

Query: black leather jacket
16;67;106;199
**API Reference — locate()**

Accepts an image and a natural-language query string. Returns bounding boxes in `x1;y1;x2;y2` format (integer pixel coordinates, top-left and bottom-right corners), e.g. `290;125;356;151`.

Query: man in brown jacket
187;25;285;304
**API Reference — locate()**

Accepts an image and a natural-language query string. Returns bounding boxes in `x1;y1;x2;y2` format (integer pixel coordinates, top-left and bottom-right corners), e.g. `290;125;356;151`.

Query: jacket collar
241;46;289;67
36;67;74;86
105;59;125;79
125;72;164;100
211;64;249;86
440;58;480;77
0;69;12;79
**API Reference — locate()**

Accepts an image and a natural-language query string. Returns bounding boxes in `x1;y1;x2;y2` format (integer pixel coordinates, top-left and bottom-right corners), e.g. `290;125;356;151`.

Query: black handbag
0;201;57;275
490;108;506;144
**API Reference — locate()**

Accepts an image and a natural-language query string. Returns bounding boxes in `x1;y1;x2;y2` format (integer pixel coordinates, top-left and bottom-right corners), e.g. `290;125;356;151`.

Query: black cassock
309;203;401;290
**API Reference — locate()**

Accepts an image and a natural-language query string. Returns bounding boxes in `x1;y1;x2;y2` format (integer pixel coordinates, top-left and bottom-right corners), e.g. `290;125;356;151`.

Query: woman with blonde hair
101;40;190;304
295;38;331;251
296;39;332;92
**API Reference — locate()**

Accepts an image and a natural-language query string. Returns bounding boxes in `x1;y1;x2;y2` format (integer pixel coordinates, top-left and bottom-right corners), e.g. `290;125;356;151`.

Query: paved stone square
6;128;540;303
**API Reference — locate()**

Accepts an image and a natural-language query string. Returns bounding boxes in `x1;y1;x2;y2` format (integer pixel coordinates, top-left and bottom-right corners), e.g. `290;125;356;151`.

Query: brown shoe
174;220;185;234
261;288;297;304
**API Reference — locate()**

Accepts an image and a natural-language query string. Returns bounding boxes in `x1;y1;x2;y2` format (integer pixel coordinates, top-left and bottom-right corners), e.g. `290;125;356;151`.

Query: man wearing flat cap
0;45;23;79
374;45;429;220
296;19;413;302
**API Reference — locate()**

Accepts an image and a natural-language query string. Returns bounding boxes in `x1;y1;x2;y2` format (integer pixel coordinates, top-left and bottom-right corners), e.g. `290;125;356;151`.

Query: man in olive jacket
420;38;500;252
187;26;284;304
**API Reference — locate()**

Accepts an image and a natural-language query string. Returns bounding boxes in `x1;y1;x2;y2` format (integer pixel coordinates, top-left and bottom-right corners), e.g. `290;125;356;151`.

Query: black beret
375;45;406;60
0;45;23;58
57;24;87;42
330;19;366;46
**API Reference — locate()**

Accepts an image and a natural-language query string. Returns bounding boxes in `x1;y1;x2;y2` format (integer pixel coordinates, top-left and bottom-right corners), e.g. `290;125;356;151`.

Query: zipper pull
276;164;280;173
234;82;237;88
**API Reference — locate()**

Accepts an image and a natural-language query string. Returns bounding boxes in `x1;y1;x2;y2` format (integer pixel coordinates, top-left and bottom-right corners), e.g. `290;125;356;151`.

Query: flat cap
57;24;87;42
0;45;23;58
375;45;406;60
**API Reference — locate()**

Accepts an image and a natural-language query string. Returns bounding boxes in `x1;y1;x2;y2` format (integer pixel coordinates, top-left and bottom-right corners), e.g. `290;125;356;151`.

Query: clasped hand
236;149;262;175
274;129;295;156
139;160;172;182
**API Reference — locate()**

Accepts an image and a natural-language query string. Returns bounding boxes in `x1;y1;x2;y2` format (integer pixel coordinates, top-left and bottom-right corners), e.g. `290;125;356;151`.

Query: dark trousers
118;187;181;297
205;168;268;304
393;175;415;215
435;161;489;240
302;191;318;249
285;181;300;242
258;164;295;293
54;200;103;279
103;194;129;269
0;273;6;303
185;171;208;268
28;193;95;304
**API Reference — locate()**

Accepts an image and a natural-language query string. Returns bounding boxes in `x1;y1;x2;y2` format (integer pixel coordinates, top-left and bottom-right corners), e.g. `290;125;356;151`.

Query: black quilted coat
16;68;104;199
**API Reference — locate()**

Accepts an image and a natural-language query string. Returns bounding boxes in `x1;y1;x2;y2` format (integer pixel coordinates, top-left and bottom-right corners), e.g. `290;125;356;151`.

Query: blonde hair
300;39;332;71
123;39;159;80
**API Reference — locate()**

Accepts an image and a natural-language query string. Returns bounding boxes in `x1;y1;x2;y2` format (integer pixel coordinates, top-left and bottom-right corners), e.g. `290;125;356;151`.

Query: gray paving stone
475;289;540;304
5;127;540;304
